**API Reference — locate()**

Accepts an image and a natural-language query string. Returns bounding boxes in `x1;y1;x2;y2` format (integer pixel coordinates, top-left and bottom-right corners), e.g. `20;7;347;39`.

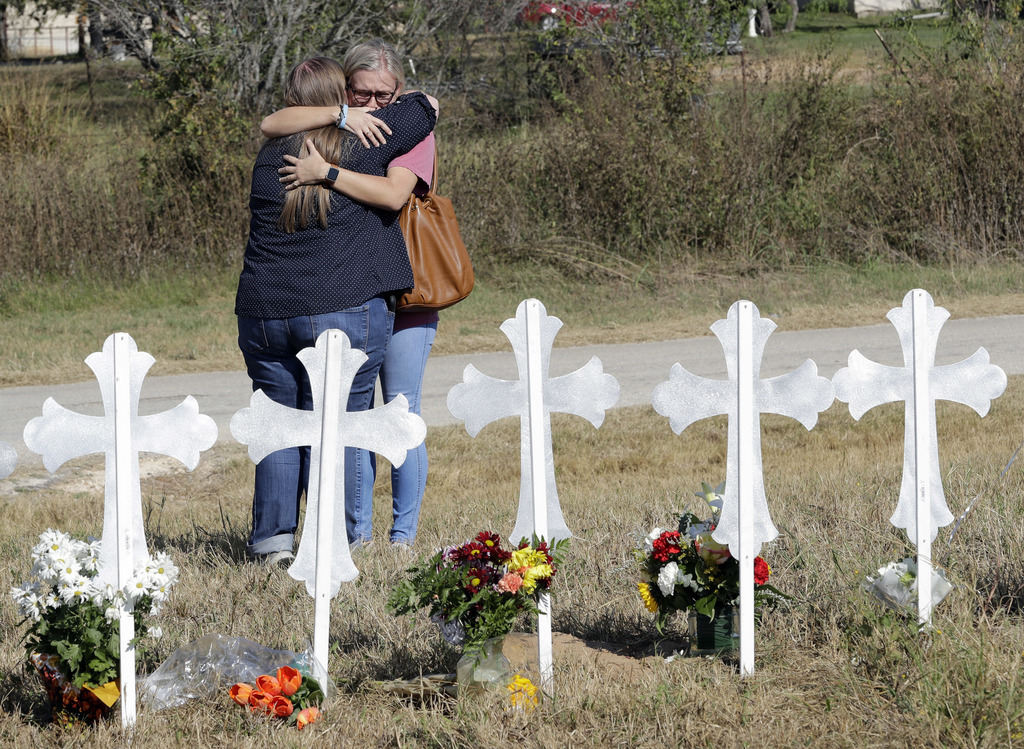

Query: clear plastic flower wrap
863;558;954;614
139;633;335;711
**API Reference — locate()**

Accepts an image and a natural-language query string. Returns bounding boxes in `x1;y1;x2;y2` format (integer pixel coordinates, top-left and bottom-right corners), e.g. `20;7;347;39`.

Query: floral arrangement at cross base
10;528;177;725
636;483;786;634
864;557;954;615
228;665;325;730
388;531;568;657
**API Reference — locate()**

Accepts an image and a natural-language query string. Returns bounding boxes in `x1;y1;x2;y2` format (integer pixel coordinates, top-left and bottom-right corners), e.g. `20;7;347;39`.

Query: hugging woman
234;56;436;566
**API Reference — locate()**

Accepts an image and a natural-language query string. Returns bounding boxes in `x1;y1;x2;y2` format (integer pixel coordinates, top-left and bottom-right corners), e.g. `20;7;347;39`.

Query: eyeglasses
348;87;395;106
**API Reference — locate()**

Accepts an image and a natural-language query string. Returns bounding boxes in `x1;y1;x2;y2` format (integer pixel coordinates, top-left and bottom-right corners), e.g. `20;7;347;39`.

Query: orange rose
229;683;253;706
269;695;294;718
276;666;302;696
255;674;282;696
296;706;321;730
248;689;273;714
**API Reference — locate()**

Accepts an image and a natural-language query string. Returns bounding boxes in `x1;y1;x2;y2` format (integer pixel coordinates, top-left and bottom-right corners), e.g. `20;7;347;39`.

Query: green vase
687;607;739;655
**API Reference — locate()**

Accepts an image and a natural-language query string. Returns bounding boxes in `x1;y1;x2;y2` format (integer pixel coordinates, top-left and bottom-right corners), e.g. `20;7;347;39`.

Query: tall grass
1;379;1022;745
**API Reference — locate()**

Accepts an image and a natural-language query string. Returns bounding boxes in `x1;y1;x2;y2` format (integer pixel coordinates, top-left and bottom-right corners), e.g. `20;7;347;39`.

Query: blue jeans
237;298;393;556
374;321;436;543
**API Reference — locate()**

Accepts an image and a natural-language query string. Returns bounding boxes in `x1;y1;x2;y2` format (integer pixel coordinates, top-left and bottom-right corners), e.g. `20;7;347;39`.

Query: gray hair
342;38;405;92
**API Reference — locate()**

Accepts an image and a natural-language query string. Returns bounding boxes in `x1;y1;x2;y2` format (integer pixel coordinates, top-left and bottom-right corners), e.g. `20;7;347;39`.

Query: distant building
848;0;942;16
5;4;83;57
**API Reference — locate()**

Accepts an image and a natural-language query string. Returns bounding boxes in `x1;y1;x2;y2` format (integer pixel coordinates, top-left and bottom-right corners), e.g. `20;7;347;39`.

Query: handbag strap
426;140;439;196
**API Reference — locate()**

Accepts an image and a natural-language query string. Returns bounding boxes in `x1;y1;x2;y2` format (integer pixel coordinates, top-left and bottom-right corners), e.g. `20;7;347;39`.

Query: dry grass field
1;372;1022;746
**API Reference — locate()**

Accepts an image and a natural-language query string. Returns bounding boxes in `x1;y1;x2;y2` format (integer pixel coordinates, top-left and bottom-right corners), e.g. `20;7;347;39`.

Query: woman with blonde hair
236;55;436;566
261;40;439;553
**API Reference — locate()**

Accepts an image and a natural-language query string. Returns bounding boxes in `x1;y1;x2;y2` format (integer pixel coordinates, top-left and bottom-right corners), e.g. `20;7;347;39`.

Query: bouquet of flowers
636;483;785;632
388;531;568;653
10;529;177;723
229;665;325;730
864;557;954;614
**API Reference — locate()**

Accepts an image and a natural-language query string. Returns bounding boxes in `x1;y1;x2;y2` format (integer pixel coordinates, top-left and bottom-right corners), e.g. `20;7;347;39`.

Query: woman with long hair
236;55;436;565
261;40;439;553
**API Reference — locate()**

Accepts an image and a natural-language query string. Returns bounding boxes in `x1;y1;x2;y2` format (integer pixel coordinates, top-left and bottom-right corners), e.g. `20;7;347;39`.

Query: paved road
1;314;1021;472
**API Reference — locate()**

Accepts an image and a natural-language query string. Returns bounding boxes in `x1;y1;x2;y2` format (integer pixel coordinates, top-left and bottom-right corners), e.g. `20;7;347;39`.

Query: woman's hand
345;108;392;148
279;139;330;190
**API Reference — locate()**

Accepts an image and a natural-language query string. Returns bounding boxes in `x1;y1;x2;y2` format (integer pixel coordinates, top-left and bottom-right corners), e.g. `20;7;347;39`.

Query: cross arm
833;350;908;420
547;357;620;427
230;390;319;463
137;397;218;470
761;360;835;429
343;394;427;467
447;365;522;437
0;441;16;479
932;348;1006;416
652;363;733;434
24;398;108;471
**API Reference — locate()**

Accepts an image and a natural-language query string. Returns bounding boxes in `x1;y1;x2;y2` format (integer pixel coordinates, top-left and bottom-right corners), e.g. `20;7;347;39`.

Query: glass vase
687;606;739;656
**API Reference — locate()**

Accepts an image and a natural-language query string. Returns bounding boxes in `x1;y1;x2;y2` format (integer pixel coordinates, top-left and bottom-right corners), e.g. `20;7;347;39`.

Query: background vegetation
3;6;1024;290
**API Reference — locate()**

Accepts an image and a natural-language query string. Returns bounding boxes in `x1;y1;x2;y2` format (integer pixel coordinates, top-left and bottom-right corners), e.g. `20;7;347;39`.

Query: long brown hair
278;57;355;233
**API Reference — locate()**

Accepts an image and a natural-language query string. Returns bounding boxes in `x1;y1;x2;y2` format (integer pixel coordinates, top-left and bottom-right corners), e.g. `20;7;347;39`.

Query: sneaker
262;550;294;568
391;540;414;554
349;538;374;552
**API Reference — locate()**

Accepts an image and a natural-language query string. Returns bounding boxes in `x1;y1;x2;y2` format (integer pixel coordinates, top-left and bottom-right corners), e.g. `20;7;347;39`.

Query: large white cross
447;299;620;546
23;332;218;727
833;289;1006;623
652;300;834;674
230;329;426;679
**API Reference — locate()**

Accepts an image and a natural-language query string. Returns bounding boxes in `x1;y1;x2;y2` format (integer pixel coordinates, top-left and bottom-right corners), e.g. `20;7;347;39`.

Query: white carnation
657;562;680;598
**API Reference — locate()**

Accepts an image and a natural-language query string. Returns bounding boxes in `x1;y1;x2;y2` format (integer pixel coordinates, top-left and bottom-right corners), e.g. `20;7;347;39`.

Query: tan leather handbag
397;145;474;311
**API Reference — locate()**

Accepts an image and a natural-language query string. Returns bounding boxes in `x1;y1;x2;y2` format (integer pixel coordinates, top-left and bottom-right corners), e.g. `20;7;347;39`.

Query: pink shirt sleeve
389;132;435;195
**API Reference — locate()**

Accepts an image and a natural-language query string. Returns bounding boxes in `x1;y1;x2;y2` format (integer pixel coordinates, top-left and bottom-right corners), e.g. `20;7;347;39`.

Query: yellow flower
521;564;553;594
509;548;546;571
507;675;539;711
638;582;658;613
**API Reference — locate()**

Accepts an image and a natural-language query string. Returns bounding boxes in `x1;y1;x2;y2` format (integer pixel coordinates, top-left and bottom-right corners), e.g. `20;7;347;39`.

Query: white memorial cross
447;298;619;691
0;440;15;479
652;301;833;675
22;332;218;727
230;329;426;680
447;299;620;545
833;289;1006;624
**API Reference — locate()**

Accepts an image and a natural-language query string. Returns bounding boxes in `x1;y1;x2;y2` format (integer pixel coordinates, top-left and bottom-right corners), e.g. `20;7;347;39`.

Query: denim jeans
237;298;393;556
373;321;437;543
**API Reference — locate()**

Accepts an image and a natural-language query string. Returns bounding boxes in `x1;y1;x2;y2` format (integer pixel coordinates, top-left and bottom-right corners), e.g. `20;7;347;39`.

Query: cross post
652;300;834;675
230;329;426;679
833;289;1006;624
23;332;218;727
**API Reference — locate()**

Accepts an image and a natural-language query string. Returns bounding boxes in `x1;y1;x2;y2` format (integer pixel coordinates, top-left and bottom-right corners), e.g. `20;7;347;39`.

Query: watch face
327;166;340;183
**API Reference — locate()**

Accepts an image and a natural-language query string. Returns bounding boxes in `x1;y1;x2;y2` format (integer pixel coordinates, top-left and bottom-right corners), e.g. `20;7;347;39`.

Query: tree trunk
87;3;106;55
758;4;772;38
0;4;9;61
784;0;799;33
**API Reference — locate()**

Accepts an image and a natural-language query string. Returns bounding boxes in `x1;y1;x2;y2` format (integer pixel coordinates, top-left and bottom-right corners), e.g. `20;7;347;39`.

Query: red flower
464;567;491;593
475;530;500;549
652;531;683;562
754;556;771;586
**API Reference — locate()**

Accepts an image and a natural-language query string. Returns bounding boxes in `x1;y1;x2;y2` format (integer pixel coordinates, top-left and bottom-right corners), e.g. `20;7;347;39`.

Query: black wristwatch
325;165;340;184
